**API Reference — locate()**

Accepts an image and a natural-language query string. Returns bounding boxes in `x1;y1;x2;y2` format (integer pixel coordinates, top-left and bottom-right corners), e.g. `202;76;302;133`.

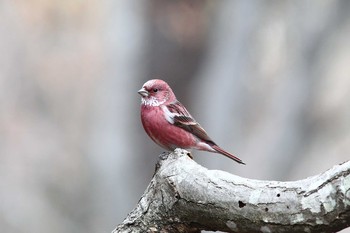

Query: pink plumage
138;79;245;165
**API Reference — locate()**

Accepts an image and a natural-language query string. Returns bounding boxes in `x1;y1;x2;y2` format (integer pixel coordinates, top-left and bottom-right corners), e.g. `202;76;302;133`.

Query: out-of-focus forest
1;0;349;232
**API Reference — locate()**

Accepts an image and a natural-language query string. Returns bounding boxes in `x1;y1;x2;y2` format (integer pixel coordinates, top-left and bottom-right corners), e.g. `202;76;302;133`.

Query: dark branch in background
113;149;350;233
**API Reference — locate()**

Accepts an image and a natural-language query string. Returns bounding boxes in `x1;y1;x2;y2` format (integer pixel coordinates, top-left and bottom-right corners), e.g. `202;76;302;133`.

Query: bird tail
211;144;245;165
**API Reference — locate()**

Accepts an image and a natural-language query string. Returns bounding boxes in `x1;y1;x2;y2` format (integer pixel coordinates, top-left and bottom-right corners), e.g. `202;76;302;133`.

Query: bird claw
187;151;193;159
174;148;193;159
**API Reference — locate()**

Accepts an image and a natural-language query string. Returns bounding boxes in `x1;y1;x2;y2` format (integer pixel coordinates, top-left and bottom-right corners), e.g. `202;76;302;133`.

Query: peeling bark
113;149;350;233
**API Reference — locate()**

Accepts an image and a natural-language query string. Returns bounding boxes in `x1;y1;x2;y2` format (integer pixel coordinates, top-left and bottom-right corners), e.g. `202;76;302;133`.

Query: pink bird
138;79;245;165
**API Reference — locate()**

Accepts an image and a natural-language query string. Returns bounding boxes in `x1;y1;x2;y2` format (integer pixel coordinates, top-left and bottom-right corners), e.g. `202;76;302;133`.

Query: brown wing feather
167;102;214;143
167;102;245;165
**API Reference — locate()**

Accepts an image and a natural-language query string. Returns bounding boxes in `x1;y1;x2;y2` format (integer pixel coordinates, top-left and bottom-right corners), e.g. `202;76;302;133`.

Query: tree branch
113;149;350;233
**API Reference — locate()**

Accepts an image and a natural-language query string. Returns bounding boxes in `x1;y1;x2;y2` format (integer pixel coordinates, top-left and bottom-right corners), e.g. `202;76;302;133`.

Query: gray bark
113;149;350;233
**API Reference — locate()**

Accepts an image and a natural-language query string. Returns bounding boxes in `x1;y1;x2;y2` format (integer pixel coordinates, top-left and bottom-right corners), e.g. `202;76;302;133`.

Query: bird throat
141;96;166;107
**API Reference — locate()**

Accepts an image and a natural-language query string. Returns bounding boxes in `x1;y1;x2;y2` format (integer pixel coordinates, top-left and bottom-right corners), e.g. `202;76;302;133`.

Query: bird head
138;79;176;106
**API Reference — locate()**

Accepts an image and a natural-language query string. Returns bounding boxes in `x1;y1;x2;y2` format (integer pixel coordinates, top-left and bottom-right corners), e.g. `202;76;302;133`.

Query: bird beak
138;87;149;97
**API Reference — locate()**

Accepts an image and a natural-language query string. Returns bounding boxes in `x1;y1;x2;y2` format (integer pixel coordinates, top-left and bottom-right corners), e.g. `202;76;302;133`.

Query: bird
138;79;245;165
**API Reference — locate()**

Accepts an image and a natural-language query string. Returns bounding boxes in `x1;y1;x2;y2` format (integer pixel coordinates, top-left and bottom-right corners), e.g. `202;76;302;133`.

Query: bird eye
153;88;158;93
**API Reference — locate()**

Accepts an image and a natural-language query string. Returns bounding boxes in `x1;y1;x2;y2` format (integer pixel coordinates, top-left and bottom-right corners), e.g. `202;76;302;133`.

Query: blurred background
1;0;349;232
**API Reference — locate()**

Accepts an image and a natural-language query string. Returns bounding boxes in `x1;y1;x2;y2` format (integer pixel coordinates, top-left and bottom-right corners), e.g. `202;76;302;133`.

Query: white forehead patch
143;79;156;89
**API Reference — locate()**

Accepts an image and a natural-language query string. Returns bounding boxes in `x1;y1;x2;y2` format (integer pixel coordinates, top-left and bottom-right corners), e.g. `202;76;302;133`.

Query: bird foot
186;151;193;159
174;148;193;159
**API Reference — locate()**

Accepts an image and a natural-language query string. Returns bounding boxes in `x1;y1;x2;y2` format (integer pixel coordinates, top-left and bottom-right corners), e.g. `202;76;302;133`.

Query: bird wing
164;101;245;164
165;101;214;143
